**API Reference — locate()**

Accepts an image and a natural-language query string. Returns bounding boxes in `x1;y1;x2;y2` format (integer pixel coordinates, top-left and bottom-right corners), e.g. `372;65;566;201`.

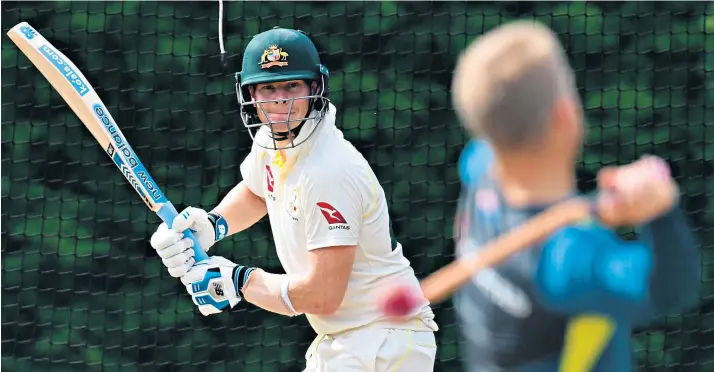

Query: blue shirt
454;139;701;372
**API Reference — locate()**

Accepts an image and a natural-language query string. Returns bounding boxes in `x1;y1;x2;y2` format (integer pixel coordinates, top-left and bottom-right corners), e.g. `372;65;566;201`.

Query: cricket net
2;1;712;371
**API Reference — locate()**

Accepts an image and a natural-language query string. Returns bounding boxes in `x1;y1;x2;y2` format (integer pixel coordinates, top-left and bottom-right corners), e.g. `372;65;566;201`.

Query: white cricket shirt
239;104;437;335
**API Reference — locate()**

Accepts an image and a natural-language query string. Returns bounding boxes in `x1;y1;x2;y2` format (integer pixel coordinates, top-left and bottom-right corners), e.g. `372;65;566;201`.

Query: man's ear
247;86;255;99
550;96;579;133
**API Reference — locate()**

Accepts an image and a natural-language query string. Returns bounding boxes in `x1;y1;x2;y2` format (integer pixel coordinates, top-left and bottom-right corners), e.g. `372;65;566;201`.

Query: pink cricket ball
379;282;421;318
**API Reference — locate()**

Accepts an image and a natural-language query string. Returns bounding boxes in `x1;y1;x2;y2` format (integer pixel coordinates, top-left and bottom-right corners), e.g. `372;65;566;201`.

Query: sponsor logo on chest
265;165;276;202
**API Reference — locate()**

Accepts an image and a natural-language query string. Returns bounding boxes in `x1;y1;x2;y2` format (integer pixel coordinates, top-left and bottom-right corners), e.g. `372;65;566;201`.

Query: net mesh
2;1;713;371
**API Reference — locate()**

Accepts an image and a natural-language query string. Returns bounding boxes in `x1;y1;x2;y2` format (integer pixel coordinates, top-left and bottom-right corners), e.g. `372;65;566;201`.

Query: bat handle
156;202;210;262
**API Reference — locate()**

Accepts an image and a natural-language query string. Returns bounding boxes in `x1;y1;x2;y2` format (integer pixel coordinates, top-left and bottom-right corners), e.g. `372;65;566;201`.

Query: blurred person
443;20;699;371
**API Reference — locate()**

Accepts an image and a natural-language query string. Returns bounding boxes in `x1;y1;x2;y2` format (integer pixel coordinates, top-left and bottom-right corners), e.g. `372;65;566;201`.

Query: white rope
218;0;226;55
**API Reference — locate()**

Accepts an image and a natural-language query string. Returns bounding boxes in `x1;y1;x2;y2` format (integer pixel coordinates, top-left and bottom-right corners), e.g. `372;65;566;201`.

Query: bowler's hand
596;155;678;227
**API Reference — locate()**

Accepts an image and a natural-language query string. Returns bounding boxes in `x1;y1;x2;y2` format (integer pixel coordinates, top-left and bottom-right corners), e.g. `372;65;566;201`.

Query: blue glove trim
190;267;232;310
194;294;231;310
207;212;229;242
191;268;222;293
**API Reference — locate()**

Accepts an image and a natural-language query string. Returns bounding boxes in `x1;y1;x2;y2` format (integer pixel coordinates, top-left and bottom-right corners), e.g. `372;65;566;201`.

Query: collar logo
259;45;289;69
286;187;300;220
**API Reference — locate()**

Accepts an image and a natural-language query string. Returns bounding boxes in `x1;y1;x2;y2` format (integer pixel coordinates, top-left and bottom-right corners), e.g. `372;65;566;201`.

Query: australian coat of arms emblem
260;45;289;69
286;187;300;221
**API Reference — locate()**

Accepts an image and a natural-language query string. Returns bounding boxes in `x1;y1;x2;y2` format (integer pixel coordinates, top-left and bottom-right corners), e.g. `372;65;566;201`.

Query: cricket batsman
436;21;700;371
149;27;439;371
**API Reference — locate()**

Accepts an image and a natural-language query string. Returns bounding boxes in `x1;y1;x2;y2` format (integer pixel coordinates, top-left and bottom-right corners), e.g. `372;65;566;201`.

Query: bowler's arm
535;203;701;323
534;224;653;319
634;203;701;324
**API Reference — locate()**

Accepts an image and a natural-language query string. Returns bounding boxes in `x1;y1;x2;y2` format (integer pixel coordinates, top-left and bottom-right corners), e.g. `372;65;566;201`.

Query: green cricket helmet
235;27;330;149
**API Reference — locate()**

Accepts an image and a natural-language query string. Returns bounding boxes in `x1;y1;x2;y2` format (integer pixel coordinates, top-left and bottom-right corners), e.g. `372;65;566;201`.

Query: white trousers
303;325;437;372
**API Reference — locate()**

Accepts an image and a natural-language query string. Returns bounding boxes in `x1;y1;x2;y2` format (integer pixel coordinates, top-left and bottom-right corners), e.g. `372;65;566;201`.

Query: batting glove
180;256;255;316
150;206;229;277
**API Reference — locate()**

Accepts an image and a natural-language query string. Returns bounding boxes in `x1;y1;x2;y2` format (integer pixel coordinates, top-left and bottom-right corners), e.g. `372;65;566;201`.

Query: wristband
207;212;229;242
232;265;256;297
280;279;299;315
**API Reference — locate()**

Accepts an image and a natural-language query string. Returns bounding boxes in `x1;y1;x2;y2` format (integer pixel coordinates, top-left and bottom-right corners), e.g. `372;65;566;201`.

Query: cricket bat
7;22;208;262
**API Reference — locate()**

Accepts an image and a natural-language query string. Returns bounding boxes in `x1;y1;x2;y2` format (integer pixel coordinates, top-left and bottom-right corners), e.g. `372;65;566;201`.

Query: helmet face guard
235;27;331;150
235;73;330;150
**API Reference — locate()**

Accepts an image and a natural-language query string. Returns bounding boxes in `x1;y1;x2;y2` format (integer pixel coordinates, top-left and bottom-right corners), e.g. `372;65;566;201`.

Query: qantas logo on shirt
316;202;350;230
265;165;274;193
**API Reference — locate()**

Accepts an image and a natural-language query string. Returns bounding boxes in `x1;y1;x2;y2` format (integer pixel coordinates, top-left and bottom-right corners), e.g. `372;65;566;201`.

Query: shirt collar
263;103;337;168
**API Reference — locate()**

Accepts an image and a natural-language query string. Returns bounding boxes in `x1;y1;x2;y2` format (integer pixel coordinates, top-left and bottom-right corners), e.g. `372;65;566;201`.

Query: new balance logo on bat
106;143;150;205
109;144;160;203
95;105;162;202
317;202;349;230
121;163;151;205
136;171;161;201
95;106;138;168
19;24;36;40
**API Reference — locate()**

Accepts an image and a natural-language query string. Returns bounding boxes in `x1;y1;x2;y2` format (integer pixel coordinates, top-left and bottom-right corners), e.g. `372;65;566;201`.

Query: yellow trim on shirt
272;151;286;168
559;314;615;372
271;142;313;182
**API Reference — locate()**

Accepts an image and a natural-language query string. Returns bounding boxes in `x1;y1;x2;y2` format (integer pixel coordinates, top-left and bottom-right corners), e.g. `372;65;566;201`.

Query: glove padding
181;256;242;316
150;206;217;277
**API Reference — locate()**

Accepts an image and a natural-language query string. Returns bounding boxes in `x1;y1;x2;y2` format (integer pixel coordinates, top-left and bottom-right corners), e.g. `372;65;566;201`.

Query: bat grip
156;202;210;262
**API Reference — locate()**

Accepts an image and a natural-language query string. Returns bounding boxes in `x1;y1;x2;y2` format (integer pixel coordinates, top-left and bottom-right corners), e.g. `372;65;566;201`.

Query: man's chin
266;113;300;123
269;125;293;134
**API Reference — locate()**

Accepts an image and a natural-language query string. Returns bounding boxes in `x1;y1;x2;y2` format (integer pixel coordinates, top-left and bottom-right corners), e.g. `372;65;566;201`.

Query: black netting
2;2;713;371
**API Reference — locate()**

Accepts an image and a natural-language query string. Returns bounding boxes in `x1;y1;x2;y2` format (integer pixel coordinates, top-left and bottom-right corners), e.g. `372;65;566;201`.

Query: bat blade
7;22;208;262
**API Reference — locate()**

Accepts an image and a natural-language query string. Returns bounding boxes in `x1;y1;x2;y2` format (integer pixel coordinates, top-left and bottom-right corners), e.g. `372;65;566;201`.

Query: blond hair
451;20;578;148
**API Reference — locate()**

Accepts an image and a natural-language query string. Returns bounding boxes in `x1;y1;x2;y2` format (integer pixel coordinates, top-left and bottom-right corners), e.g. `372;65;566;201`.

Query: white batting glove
181;256;252;316
150;206;229;277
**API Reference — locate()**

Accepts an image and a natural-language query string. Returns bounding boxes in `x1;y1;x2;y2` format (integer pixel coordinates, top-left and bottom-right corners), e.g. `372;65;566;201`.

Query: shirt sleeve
303;168;362;250
631;204;701;325
239;146;266;197
533;223;654;320
458;139;493;186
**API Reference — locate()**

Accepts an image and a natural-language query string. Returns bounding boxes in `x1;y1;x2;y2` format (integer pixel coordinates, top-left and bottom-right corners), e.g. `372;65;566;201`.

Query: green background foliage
2;1;712;371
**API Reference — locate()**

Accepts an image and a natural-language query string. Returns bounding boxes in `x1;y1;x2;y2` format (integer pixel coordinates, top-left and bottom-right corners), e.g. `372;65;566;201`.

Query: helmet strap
272;120;305;142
